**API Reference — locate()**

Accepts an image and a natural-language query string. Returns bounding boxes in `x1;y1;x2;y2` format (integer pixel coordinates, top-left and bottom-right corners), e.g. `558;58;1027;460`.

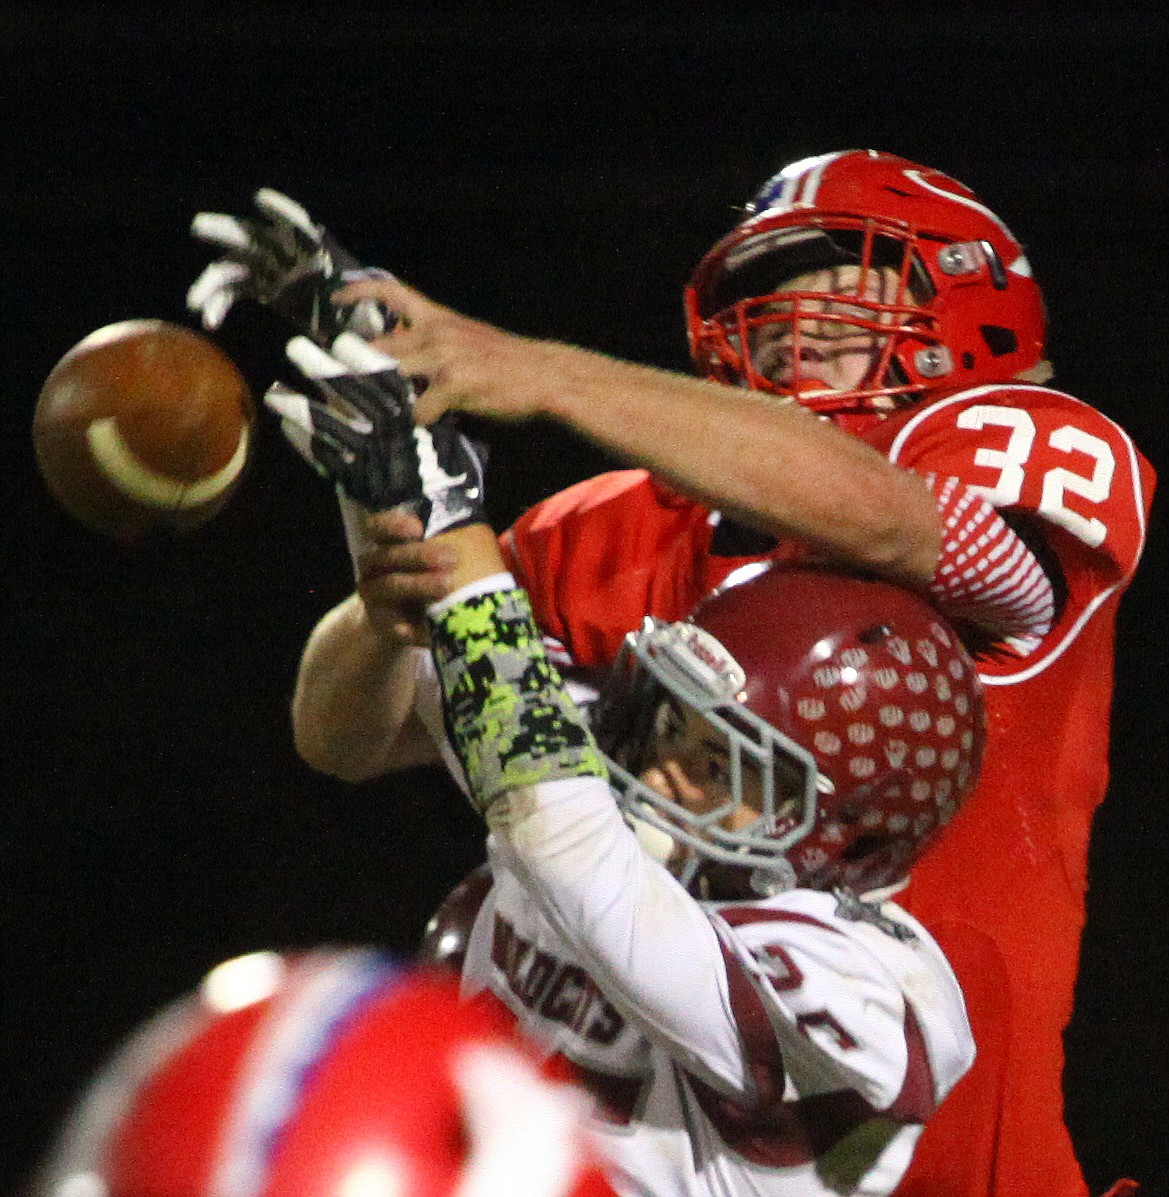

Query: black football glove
188;188;391;345
264;333;487;537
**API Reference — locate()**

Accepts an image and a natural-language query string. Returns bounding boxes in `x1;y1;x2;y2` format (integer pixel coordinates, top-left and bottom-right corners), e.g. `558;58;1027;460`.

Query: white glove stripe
201;288;237;332
330;331;403;376
414;427;469;500
263;385;316;432
186;259;250;309
254;188;319;240
190;211;255;253
269;401;362;466
278;419;318;468
285;335;349;380
265;379;374;436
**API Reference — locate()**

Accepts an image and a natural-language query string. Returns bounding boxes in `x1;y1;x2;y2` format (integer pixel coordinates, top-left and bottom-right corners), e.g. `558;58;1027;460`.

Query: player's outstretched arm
421;530;761;1096
291;506;459;780
292;591;436;780
336;275;941;588
293;514;505;781
269;333;486;780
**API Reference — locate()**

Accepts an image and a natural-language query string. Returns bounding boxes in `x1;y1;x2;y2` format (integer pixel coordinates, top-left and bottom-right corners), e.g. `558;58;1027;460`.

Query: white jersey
411;648;973;1196
456;776;973;1197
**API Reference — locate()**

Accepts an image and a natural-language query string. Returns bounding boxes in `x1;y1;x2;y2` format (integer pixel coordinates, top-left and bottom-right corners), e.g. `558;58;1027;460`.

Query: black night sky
1;4;1166;1193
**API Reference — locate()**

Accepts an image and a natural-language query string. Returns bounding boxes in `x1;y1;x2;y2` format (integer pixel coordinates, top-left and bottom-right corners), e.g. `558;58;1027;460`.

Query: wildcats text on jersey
491;911;624;1046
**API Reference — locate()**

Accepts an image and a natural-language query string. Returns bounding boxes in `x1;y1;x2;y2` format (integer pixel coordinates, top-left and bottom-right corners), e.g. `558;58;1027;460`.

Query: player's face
749;264;902;397
639;699;790;837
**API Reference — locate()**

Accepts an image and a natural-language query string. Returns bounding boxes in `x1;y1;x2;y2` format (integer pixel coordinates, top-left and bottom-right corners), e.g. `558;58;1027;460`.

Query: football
32;320;255;542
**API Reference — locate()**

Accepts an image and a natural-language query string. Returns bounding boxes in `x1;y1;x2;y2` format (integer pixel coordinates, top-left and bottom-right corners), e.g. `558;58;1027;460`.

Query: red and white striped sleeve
920;471;1055;652
881;383;1155;675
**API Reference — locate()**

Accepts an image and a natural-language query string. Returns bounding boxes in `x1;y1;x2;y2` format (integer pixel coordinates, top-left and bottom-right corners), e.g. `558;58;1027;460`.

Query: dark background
2;3;1166;1193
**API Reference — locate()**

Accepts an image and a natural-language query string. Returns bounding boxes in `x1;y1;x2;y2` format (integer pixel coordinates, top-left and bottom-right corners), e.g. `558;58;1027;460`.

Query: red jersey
499;383;1155;1197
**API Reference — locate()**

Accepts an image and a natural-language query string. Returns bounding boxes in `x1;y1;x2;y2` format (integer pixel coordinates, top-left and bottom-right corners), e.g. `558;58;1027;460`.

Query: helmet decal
901;167;1016;241
210;952;396;1197
748;150;851;214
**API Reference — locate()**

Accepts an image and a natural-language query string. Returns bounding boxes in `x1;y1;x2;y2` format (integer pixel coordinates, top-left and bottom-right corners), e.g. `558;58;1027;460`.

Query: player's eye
705;755;728;786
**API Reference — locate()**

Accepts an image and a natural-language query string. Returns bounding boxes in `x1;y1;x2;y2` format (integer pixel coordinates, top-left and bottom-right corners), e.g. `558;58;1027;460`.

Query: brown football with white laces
33;319;254;542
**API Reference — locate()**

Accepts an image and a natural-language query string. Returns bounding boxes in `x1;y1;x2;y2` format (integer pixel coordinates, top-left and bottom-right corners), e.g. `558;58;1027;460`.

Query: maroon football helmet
31;949;616;1197
685;150;1047;422
597;564;985;896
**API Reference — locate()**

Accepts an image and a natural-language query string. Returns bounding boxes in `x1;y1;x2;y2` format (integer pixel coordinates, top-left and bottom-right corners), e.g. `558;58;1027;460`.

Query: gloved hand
265;332;487;537
188;188;391;344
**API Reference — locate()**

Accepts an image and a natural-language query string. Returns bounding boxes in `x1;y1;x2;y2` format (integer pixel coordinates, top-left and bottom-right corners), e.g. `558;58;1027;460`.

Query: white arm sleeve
489;777;753;1098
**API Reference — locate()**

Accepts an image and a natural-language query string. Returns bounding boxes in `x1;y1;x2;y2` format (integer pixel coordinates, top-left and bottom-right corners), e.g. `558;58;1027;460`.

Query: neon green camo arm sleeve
427;585;608;817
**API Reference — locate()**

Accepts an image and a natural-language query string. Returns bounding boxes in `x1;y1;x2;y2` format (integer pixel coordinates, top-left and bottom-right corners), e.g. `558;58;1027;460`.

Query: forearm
534;342;941;586
292;593;433;781
343;275;940;585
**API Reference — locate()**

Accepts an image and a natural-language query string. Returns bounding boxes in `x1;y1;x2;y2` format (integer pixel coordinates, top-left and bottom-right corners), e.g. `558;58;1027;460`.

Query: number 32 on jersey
955;404;1113;548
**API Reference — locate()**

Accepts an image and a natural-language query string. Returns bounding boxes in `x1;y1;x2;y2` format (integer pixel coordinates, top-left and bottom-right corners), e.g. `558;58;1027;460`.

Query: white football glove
265;332;487;537
188;188;391;344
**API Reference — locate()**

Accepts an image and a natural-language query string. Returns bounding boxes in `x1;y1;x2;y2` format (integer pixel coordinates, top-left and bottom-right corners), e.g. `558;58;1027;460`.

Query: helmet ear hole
840;833;890;862
980;324;1019;356
858;623;892;645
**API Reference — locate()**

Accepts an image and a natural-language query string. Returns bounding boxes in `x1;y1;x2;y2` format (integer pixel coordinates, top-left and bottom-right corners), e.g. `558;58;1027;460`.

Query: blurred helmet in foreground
32;949;616;1197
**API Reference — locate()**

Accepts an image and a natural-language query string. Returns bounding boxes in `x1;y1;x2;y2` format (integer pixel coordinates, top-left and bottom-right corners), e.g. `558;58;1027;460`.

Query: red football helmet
597;563;985;896
685;149;1046;422
31;949;616;1197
